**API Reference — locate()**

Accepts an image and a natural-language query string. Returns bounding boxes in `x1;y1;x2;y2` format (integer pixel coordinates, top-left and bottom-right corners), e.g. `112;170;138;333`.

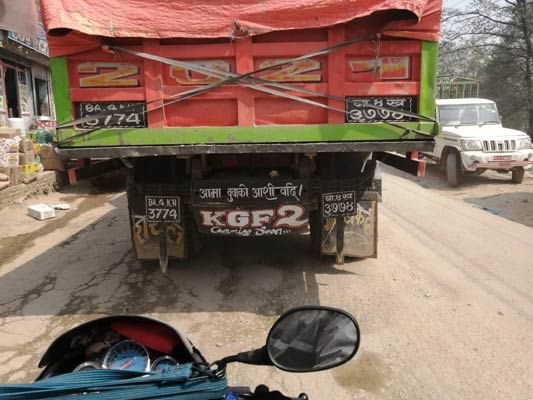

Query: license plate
345;96;416;123
75;102;147;129
322;191;357;218
145;196;181;223
493;155;512;161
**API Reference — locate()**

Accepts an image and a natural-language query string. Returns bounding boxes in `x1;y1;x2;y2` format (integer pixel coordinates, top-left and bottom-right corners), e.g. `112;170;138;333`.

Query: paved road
0;167;531;399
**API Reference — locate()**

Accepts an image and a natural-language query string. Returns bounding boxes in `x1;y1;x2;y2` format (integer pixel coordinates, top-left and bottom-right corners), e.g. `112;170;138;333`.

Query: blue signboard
8;21;49;56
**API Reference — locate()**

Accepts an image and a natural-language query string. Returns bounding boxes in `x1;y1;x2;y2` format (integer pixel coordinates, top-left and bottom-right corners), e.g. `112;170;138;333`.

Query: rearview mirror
266;306;360;372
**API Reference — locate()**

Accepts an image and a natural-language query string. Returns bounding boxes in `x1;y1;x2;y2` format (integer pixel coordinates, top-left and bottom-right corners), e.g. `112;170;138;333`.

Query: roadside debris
27;204;56;220
52;203;70;210
472;204;501;215
482;207;500;215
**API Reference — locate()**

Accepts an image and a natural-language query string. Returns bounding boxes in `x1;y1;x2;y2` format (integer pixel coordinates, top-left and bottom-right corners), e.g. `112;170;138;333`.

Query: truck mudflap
318;201;378;263
313;162;381;263
126;182;199;271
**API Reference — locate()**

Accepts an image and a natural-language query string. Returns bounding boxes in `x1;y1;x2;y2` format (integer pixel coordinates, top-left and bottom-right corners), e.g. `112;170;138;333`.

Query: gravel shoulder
399;164;533;228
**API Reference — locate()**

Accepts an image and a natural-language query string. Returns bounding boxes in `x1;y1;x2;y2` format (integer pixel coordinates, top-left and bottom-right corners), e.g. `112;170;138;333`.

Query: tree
441;0;533;137
481;34;529;130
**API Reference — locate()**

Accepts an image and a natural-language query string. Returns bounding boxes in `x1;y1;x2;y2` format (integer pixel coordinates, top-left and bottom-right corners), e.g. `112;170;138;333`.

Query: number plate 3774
145;196;181;223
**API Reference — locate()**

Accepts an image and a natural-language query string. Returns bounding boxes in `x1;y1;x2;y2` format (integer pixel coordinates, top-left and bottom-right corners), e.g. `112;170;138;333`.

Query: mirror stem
214;346;271;368
235;345;270;365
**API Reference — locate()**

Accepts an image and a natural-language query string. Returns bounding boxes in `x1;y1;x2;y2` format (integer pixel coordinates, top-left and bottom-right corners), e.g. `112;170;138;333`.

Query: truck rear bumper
56;140;434;158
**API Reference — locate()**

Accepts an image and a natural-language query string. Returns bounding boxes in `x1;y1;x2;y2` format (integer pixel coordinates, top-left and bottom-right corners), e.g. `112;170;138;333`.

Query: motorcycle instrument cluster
67;321;184;374
71;337;181;373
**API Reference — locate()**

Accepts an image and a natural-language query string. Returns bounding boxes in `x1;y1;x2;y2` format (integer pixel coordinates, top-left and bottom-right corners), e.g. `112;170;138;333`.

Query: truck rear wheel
512;167;525;183
446;151;461;187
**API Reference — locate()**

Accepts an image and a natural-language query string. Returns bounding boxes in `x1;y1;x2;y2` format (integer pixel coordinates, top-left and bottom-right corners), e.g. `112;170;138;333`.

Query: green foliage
481;38;528;130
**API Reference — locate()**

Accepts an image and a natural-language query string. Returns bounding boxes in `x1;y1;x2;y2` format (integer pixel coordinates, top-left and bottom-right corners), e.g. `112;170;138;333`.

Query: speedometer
151;356;178;373
102;340;150;372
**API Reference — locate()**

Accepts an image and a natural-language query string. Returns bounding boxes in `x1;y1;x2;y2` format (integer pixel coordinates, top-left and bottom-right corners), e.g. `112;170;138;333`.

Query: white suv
424;98;532;186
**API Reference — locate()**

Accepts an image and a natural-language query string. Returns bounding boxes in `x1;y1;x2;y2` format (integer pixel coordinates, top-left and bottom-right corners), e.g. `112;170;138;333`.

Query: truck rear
41;0;442;268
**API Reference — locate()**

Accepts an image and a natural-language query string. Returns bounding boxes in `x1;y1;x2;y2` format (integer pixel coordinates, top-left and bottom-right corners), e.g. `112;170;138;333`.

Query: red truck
41;0;442;269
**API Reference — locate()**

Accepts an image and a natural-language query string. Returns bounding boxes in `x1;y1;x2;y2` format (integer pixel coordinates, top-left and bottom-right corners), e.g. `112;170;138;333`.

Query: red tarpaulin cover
41;0;442;57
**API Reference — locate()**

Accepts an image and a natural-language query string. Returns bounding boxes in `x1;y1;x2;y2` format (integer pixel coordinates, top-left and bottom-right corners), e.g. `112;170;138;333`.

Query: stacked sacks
0;128;43;188
19;138;39;183
0;128;21;188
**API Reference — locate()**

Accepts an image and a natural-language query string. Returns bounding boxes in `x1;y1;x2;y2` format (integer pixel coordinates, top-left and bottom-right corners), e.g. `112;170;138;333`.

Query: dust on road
0;168;531;400
0;194;114;266
407;164;533;228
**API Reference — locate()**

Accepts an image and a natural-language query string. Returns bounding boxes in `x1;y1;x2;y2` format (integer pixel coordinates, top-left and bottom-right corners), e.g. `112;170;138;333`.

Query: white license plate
145;196;181;223
322;191;357;218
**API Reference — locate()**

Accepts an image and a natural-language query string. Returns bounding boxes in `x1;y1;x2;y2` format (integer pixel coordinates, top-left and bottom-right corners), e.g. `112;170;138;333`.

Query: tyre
511;167;525;183
446;151;461;187
439;156;447;173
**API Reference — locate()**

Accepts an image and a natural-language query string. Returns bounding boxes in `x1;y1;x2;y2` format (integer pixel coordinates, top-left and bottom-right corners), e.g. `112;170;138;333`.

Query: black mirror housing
266;306;360;373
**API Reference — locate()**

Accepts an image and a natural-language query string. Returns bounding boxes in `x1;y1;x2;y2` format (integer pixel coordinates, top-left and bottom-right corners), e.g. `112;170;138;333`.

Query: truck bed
50;18;439;155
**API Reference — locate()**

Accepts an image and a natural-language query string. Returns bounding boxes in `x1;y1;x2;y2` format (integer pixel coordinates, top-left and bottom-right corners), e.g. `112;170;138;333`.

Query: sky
444;0;468;9
443;0;506;9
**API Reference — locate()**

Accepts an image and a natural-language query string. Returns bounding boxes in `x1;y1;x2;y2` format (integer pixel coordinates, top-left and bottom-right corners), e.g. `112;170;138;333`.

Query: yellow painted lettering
170;60;230;85
259;59;321;82
79;63;139;88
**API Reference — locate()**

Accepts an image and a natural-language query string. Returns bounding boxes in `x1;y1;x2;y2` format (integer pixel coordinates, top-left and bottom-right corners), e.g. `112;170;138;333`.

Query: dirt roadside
390;164;533;228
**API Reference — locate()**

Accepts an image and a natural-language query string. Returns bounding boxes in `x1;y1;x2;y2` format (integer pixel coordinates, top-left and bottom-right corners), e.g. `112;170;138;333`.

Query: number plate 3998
145;196;181;223
322;191;357;218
